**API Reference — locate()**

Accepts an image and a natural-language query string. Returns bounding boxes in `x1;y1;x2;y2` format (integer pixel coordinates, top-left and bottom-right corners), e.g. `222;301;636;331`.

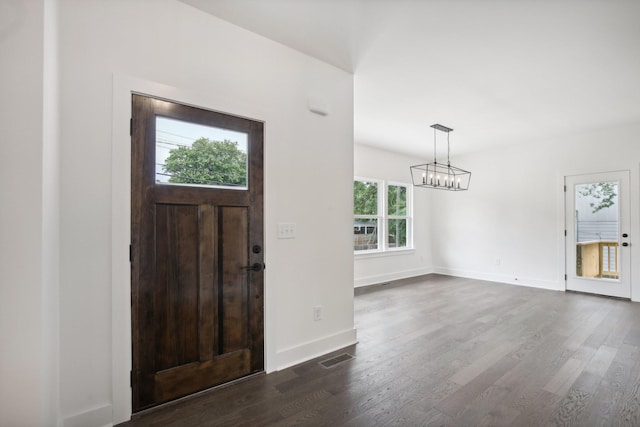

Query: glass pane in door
155;116;248;190
574;181;619;279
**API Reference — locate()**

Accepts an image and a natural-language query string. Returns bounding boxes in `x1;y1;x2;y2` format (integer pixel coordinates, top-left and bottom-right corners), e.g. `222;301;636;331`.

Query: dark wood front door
131;94;264;411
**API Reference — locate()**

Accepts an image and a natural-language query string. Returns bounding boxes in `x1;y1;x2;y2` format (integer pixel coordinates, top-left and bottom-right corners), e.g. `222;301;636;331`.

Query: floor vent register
319;353;354;369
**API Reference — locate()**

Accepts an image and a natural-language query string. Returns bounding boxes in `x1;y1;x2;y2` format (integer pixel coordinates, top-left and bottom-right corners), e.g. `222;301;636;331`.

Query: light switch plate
277;223;296;239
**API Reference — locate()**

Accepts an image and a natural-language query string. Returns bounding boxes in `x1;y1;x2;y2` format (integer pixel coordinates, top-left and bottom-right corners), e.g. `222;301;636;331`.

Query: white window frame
353;177;383;253
353;177;413;255
386;180;413;251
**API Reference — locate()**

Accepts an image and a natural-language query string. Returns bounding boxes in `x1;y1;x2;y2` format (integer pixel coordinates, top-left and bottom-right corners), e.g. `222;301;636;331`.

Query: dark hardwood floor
120;274;640;426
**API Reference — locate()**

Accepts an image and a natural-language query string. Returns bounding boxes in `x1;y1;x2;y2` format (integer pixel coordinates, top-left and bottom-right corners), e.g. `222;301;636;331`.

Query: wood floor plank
449;341;520;386
614;360;640;426
549;370;602;426
583;301;629;350
584;345;618;377
437;356;518;417
509;388;563;426
585;383;623;426
475;403;521;427
543;358;586;396
453;385;516;425
562;304;613;351
623;323;640;346
494;332;568;391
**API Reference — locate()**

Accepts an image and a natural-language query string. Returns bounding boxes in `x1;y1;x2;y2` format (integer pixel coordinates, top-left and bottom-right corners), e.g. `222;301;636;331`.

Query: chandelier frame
410;124;471;191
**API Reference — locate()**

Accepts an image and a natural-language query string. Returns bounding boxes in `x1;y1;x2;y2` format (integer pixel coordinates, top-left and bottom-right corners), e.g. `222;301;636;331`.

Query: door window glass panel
156;116;248;189
575;181;619;279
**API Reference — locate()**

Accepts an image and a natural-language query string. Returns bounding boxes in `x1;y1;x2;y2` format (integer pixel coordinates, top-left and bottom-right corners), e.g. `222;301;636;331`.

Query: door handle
242;263;263;272
622;242;630;247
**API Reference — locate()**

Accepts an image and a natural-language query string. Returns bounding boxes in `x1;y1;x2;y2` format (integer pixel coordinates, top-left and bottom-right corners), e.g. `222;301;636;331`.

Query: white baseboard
354;267;434;288
275;328;358;371
63;404;112;427
433;267;564;291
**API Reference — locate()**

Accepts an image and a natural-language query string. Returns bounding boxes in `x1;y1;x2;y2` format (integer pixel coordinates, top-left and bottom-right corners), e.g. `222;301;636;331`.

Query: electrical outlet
277;223;296;239
313;305;322;321
495;258;501;266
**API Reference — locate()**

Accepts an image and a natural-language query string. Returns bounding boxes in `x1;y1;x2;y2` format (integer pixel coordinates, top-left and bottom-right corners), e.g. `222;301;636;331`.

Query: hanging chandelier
410;124;471;191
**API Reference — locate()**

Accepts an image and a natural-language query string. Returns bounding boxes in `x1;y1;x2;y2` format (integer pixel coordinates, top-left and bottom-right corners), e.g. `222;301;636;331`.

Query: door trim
110;74;270;424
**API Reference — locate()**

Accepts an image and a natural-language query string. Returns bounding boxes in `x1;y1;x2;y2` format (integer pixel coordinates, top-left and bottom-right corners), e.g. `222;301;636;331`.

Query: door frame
110;74;271;424
564;170;631;298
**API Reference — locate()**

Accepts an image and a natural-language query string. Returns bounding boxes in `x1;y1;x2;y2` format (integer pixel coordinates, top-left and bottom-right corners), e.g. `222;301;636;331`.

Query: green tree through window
387;185;407;248
578;182;617;214
353;180;379;250
354;180;378;215
163;138;247;187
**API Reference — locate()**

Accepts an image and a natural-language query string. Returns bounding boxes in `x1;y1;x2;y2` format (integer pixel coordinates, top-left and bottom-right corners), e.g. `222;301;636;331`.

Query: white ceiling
181;0;640;158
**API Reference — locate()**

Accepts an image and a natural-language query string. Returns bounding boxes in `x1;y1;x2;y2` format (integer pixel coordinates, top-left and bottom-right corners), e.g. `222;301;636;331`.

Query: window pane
388;219;407;248
388;185;407;216
156;116;248;189
574;181;619;279
354;180;378;215
354;219;378;251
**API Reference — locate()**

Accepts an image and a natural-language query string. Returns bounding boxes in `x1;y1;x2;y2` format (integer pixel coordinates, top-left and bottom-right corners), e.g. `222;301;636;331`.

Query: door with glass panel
565;171;631;298
131;94;264;411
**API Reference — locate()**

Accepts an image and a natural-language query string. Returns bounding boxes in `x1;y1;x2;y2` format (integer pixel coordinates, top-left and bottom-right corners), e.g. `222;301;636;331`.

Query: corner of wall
62;405;113;427
354;266;434;288
274;328;358;371
433;267;565;292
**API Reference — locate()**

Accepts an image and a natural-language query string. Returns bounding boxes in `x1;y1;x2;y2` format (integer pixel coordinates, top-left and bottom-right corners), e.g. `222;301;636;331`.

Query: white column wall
0;0;60;425
57;0;355;424
42;0;61;424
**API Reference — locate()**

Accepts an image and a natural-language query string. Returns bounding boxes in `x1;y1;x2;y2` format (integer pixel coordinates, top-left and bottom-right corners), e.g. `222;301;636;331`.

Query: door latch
242;263;263;272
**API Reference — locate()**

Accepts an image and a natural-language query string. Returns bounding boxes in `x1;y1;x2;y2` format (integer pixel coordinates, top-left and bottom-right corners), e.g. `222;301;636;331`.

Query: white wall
57;0;355;425
42;0;61;425
0;0;60;425
432;123;640;299
353;144;433;286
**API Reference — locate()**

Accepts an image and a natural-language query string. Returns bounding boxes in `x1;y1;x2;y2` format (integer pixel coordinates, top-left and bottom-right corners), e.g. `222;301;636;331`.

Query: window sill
354;248;415;259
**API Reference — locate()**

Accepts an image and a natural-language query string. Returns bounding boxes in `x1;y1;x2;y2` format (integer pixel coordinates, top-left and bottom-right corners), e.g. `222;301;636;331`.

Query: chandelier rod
433;126;437;164
447;131;450;166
